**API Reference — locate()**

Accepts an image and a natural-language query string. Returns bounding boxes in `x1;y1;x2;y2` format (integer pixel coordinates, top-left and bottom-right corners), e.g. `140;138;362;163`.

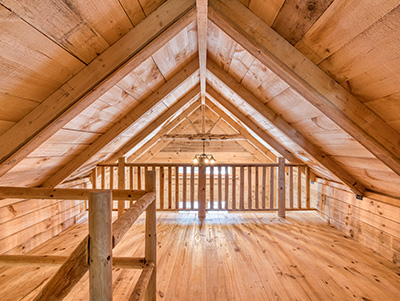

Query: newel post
145;171;157;301
278;157;286;218
89;191;113;301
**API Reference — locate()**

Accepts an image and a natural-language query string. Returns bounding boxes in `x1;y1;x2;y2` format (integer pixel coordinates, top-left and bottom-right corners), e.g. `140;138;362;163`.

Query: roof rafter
196;0;208;103
0;0;196;178
209;0;400;178
206;86;300;163
207;59;366;195
41;60;199;187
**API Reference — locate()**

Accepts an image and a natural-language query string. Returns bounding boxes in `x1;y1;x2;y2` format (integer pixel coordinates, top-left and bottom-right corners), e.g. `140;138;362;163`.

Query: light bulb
210;159;215;164
193;158;198;164
205;158;209;163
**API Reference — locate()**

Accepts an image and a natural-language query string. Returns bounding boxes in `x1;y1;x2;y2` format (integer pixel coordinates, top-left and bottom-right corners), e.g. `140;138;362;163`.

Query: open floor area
0;211;399;300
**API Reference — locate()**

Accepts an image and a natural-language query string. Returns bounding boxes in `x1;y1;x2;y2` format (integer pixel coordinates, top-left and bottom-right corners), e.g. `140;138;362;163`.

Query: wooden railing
0;171;157;301
96;158;312;218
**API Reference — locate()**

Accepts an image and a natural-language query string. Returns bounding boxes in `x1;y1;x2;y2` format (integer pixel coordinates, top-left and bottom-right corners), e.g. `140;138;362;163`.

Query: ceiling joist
209;0;400;178
0;0;197;178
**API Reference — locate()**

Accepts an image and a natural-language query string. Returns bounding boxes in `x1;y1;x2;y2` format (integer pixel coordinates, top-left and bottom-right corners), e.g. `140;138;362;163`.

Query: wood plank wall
0;178;88;255
311;180;400;267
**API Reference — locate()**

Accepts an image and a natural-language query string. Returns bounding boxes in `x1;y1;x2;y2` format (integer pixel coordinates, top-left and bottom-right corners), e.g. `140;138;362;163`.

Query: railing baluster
160;166;165;210
225;166;229;210
255;166;259;209
297;166;302;209
278;157;285;218
289;166;294;209
269;166;274;209
232;167;236;210
240;166;244;210
218;166;222;210
137;166;142;190
261;166;266;209
209;166;214;210
305;166;310;209
248;166;252;210
168;166;172;209
190;166;195;210
175;166;179;209
182;166;187;210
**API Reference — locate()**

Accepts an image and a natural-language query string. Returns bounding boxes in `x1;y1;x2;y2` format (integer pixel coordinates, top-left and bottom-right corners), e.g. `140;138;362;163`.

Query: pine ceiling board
295;0;399;65
0;94;38;122
340;165;400;198
44;129;102;145
364;93;400;126
1;0;110;64
28;143;90;159
344;56;400;102
272;0;334;45
162;140;246;152
161;72;200;107
118;0;146;26
0;120;15;137
116;57;166;101
321;138;376;158
240;59;273;94
152;21;198;80
319;6;400;91
253;72;289;105
334;156;400;174
227;44;255;83
63;87;139;133
0;156;77;187
65;0;134;45
139;0;166;16
248;0;285;26
207;21;237;72
150;151;260;163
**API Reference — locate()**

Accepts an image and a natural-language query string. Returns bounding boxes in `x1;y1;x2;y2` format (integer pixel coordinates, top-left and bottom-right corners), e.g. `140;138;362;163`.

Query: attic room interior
0;0;400;299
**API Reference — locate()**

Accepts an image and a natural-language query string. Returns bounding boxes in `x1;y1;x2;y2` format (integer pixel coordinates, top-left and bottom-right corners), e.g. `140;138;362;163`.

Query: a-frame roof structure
0;0;399;199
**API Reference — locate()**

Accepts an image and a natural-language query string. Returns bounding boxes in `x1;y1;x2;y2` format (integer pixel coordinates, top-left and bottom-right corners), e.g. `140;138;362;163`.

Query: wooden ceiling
0;0;399;198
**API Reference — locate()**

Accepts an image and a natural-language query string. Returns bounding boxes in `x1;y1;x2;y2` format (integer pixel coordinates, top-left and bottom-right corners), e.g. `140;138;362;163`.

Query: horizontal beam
0;0;196;178
0;255;146;269
162;133;245;140
0;187;147;201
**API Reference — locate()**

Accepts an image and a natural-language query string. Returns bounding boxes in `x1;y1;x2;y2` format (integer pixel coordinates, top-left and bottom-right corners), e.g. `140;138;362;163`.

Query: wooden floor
1;211;400;300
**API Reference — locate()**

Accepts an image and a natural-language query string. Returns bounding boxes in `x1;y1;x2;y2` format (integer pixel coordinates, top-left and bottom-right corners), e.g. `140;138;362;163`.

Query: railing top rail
97;162;307;168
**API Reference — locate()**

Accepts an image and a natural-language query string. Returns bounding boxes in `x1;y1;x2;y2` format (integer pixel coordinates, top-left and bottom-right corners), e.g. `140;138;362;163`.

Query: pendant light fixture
192;139;216;164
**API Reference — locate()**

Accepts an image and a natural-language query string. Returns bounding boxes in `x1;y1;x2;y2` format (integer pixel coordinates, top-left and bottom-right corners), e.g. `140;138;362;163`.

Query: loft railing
0;171;157;301
96;158;312;218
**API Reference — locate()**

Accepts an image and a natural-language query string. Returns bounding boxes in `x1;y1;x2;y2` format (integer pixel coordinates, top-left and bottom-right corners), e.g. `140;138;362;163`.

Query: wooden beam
278;157;286;218
207;60;366;195
42;60;199;187
0;0;196;178
162;134;244;140
127;101;201;162
205;100;277;162
186;116;201;134
136;140;174;163
130;262;156;301
196;0;208;102
0;255;146;269
0;187;146;201
89;191;113;301
206;86;300;163
209;0;400;178
106;85;201;164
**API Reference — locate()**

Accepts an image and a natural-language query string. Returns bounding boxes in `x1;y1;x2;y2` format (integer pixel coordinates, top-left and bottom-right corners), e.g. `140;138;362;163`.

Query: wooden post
89;191;112;301
224;166;229;210
247;166;252;209
130;166;134;207
168;166;173;209
160;166;165;209
198;164;206;219
145;171;156;301
269;167;274;209
297;166;302;208
118;157;126;217
190;165;195;210
255;166;259;209
240;166;244;210
289;166;294;208
278;157;286;218
210;166;214;210
218;166;222;209
182;166;187;210
232;167;236;210
305;166;311;209
261;166;266;209
175;166;179;209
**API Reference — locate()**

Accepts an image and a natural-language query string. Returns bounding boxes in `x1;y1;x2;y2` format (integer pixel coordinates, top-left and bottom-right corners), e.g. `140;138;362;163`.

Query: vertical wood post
190;166;195;210
118;157;126;217
169;166;173;209
224;167;229;210
278;157;286;218
305;166;311;209
297;166;302;208
261;166;266;209
210;166;214;210
269;167;274;209
145;171;156;301
89;191;112;301
198;164;206;220
289;166;294;208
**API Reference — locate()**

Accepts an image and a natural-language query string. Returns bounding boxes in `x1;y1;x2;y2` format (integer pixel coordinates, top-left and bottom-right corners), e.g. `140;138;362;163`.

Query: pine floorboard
0;211;399;300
